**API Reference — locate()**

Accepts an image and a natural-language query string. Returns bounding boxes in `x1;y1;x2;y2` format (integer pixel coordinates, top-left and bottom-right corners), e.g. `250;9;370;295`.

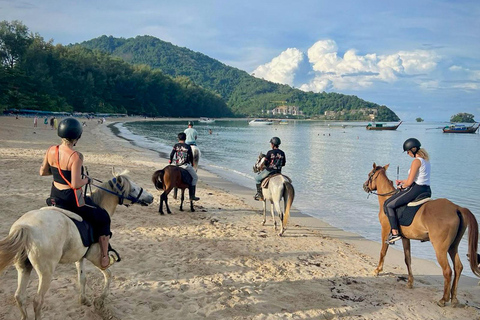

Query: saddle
40;206;94;247
41;205;122;262
179;167;193;186
261;173;292;188
395;192;432;226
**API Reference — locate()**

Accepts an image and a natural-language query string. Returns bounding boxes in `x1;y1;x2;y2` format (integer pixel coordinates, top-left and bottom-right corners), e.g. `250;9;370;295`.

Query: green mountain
0;21;231;117
78;35;400;121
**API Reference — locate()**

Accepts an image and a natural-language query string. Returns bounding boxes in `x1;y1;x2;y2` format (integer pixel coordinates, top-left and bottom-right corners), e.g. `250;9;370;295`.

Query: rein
364;167;398;198
88;176;144;206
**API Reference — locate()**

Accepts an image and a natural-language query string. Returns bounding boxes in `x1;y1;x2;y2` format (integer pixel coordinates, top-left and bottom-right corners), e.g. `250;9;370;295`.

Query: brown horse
152;165;194;214
363;163;480;307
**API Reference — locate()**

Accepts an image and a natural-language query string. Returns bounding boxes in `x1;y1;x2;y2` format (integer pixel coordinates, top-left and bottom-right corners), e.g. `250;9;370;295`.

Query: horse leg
159;194;165;215
448;246;463;307
401;238;414;288
165;192;171;214
190;200;195;212
33;262;55;320
180;189;184;211
14;261;33;320
433;246;452;307
99;268;112;300
270;201;277;231
75;259;90;306
262;200;267;226
373;225;390;276
273;200;285;236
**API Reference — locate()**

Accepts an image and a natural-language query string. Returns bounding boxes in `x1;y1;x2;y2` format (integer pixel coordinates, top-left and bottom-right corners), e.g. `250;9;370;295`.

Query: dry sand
0;116;479;320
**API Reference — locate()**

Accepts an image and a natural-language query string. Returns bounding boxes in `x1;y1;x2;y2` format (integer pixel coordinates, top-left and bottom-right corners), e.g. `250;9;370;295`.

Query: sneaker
386;233;402;244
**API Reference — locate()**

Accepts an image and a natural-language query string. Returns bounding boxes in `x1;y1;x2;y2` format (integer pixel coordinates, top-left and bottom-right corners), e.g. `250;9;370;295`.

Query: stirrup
254;193;264;201
100;254;117;270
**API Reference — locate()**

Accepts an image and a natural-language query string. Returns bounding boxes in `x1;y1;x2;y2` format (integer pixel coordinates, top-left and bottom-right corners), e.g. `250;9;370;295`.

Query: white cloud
252;48;304;85
253;39;442;93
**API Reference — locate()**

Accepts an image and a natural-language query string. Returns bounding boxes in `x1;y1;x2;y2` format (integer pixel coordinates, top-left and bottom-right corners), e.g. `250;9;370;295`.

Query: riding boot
98;235;112;269
189;185;200;201
254;184;264;201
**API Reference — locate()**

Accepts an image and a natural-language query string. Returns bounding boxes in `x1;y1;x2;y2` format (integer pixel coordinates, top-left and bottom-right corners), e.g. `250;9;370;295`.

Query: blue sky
1;0;479;121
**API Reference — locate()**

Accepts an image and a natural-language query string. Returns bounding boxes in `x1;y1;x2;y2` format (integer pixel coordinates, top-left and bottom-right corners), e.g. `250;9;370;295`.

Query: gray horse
253;153;295;236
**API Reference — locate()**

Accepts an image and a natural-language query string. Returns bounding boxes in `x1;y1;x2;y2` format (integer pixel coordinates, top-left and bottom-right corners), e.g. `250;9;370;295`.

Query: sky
1;0;479;121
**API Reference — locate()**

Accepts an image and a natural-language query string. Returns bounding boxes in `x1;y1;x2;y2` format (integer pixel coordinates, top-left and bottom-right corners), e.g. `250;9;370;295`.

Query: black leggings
49;185;111;239
384;183;431;230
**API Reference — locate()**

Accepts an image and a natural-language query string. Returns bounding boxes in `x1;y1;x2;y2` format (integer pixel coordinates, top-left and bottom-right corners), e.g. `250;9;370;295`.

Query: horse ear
112;167;117;177
372;162;376;169
384;164;390;171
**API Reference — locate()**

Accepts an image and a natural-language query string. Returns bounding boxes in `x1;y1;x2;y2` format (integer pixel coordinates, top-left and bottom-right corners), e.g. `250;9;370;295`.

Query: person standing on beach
39;117;113;269
254;137;286;201
33;116;38;127
44;116;48;128
184;121;198;146
384;138;431;244
169;132;200;201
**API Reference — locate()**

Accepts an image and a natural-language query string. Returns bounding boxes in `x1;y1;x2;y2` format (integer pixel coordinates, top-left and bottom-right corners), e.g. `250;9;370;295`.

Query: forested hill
79;35;400;121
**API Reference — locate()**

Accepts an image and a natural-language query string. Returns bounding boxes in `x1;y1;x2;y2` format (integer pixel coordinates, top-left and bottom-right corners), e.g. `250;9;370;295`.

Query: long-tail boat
442;123;479;133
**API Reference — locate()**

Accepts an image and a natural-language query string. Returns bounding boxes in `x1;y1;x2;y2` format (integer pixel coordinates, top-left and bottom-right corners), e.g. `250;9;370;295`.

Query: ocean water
115;119;480;277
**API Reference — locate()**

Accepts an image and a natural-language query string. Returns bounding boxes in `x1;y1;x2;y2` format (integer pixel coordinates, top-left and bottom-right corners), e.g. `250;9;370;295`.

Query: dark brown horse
363;163;480;307
152;165;194;214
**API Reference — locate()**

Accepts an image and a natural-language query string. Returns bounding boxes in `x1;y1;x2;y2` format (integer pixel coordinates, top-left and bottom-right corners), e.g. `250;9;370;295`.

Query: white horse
0;170;154;320
253;153;295;236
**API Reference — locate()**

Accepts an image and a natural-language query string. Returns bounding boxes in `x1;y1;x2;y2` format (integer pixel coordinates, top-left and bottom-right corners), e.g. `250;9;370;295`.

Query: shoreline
110;117;478;283
0;116;479;319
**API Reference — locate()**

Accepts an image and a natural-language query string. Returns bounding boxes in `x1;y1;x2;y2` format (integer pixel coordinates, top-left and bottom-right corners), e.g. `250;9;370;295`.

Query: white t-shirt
408;157;430;186
184;127;198;145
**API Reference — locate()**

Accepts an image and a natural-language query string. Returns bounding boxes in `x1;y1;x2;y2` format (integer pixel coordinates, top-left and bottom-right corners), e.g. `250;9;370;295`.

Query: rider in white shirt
184;121;198;146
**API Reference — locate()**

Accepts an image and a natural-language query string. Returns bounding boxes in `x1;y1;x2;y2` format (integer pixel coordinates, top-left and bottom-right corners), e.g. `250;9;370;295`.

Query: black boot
189;185;200;201
254;184;264;201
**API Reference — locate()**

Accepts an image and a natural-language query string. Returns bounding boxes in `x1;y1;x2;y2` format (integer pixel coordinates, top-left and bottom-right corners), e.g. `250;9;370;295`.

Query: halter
89;177;144;206
364;167;398;198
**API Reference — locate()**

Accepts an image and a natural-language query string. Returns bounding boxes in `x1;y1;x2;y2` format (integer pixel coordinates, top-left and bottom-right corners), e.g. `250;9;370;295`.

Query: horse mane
90;169;132;205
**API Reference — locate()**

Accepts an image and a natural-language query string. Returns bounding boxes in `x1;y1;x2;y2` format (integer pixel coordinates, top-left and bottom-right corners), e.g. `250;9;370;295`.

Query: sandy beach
0;116;479;320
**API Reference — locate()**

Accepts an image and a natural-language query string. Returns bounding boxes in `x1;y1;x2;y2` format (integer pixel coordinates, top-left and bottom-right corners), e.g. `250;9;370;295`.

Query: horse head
253;152;266;173
363;163;390;193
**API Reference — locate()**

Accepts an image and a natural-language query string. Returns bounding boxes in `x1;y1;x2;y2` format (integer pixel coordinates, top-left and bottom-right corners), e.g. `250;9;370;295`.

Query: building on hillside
267;105;303;116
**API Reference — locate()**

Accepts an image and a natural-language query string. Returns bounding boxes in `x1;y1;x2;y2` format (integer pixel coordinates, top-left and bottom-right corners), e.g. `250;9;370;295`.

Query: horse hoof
372;269;380;276
451;299;464;308
167;211;172;214
191;209;195;212
159;211;164;215
437;299;446;307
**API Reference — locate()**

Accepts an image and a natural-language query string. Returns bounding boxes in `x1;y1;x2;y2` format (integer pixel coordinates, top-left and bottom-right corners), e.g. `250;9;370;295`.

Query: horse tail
282;181;295;229
0;226;30;273
458;207;480;277
152;169;165;191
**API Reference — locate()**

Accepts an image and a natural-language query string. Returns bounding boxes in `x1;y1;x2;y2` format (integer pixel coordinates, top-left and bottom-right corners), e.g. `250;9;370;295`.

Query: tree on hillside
416;117;424;122
450;113;475;123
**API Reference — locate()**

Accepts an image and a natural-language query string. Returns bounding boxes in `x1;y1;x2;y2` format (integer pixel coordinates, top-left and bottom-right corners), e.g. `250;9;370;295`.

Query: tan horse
363;163;480;307
253;153;295;236
0;171;154;320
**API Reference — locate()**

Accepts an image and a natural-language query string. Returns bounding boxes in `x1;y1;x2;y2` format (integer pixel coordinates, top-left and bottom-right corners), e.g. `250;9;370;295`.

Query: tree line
0;21;232;117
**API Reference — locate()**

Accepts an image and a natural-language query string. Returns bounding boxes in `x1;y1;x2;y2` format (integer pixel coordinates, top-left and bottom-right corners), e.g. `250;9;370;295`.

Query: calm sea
115;119;480;277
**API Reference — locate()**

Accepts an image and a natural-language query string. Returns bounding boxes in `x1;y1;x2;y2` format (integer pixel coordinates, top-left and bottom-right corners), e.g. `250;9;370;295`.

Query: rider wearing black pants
384;138;431;244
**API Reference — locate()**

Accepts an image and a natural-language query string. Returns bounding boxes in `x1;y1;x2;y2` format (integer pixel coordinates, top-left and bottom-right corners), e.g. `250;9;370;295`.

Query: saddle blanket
261;173;292;188
396;197;431;227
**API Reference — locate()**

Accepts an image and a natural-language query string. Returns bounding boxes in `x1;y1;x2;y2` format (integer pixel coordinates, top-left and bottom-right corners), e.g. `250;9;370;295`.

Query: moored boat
249;119;273;125
199;117;215;123
366;121;402;131
442;123;479;133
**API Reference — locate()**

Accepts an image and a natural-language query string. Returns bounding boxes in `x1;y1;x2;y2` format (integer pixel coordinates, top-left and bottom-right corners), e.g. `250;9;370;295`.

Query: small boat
442;123;479;133
277;120;289;125
366;121;402;131
199;117;215;123
249;119;273;125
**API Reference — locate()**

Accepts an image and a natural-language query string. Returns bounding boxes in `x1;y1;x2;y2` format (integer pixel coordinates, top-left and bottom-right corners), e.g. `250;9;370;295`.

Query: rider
39;118;113;269
169;132;200;201
384;138;431;244
254;137;286;201
184;121;198;146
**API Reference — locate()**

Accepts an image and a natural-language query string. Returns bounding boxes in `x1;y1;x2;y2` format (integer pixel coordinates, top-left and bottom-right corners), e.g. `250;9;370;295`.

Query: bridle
89;176;145;206
364;167;398;197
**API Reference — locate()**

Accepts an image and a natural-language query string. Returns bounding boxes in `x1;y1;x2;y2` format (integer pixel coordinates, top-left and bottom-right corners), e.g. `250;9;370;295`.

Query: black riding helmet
58;118;83;140
403;138;421;156
270;137;281;147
